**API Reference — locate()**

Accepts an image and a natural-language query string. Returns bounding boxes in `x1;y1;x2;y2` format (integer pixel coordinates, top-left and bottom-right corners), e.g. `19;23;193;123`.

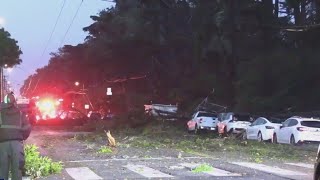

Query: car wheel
272;133;278;144
257;132;263;142
223;126;228;135
187;124;192;134
242;131;247;140
290;135;296;145
194;124;199;134
228;128;233;134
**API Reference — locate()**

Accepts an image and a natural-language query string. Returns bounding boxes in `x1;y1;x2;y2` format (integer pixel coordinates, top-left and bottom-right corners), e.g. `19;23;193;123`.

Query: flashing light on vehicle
37;99;55;111
36;98;59;120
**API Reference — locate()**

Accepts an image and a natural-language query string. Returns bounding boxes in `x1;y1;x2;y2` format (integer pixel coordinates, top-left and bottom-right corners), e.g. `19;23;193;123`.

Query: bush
24;144;63;178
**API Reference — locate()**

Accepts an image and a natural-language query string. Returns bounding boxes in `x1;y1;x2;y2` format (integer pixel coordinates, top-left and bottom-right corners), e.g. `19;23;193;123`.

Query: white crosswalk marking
66;167;103;180
180;163;241;177
232;162;308;177
124;164;174;178
285;162;314;169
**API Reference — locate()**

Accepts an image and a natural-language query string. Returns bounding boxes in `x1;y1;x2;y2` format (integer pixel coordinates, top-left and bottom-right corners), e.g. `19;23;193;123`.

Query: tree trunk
314;0;320;23
293;0;302;25
227;0;238;108
274;0;279;18
300;0;306;24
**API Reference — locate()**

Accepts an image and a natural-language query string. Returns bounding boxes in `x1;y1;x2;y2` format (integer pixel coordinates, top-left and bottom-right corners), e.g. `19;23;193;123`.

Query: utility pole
0;67;3;102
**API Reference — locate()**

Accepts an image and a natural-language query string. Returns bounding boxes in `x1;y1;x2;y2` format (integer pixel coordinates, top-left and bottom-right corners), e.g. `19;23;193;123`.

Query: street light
74;81;85;91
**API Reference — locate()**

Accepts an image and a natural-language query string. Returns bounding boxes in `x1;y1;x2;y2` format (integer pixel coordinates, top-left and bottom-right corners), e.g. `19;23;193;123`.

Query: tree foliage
21;0;320;113
0;28;22;67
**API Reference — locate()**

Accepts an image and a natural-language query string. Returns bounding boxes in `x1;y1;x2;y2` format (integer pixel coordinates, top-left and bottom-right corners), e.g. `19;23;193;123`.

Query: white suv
273;116;320;145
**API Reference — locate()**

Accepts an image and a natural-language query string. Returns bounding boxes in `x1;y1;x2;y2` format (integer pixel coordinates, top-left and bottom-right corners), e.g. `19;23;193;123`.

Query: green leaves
24;144;63;178
0;28;22;67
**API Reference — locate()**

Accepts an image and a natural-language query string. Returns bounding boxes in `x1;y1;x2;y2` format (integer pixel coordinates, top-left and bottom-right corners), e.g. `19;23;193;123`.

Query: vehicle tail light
199;118;203;123
297;127;308;131
266;126;274;129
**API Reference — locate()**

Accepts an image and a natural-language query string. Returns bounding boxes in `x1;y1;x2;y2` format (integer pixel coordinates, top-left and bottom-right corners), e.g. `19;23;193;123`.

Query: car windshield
233;115;251;121
268;118;284;124
301;121;320;128
198;112;216;118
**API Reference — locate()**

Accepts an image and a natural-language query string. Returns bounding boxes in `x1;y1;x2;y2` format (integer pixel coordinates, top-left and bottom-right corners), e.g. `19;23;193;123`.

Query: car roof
289;116;320;121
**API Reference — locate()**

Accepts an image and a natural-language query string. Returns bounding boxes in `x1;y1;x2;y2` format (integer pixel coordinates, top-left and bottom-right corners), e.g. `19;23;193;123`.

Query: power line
59;0;84;47
27;0;66;96
39;0;67;60
28;0;84;96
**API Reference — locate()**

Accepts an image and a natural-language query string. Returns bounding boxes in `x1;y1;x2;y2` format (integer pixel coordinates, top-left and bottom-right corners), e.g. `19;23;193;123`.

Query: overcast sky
0;0;114;96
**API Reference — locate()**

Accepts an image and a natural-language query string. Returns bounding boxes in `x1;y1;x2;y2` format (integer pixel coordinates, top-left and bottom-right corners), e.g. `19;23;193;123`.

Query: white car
273;116;320;145
244;117;281;142
187;111;218;134
219;112;252;134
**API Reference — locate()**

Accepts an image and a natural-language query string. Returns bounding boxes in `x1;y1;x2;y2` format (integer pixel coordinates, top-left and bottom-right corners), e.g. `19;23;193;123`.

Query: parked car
314;144;320;180
273;116;320;145
87;111;102;121
218;112;253;134
187;111;218;134
36;109;88;126
243;117;282;142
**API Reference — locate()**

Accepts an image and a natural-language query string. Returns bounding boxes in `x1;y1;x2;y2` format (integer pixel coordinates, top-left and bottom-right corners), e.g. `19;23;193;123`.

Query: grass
128;121;316;162
191;164;214;173
74;119;317;163
97;146;113;154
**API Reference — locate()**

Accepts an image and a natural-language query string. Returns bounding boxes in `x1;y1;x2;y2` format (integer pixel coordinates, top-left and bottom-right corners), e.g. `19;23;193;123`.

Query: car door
284;119;299;143
277;119;291;143
251;118;264;139
187;112;198;130
247;118;259;139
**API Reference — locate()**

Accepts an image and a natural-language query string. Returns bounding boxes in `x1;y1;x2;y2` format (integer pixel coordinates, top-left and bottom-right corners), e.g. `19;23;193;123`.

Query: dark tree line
20;0;320;113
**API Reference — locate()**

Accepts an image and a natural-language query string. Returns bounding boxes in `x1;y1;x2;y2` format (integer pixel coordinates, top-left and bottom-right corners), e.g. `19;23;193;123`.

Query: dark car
36;109;88;126
87;111;102;121
315;144;320;180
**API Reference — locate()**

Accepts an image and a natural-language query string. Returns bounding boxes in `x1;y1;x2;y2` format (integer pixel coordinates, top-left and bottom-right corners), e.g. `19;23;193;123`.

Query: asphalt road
26;127;315;180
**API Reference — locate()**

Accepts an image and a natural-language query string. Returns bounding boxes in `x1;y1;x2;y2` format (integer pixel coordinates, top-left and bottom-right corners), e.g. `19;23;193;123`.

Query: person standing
0;93;32;180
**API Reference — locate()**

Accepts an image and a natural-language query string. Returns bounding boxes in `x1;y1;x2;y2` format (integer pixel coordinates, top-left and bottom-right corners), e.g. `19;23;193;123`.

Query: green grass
97;146;113;154
191;164;214;173
76;120;316;163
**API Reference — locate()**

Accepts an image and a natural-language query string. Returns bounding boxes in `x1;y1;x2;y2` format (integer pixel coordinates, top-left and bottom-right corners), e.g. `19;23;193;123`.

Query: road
26;127;315;180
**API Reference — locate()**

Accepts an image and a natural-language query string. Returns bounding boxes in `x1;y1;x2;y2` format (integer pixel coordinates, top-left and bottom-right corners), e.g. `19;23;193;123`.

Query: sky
0;0;114;96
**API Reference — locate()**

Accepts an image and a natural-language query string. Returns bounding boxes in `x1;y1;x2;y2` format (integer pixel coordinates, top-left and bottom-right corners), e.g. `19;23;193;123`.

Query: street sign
16;98;30;104
106;87;112;96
